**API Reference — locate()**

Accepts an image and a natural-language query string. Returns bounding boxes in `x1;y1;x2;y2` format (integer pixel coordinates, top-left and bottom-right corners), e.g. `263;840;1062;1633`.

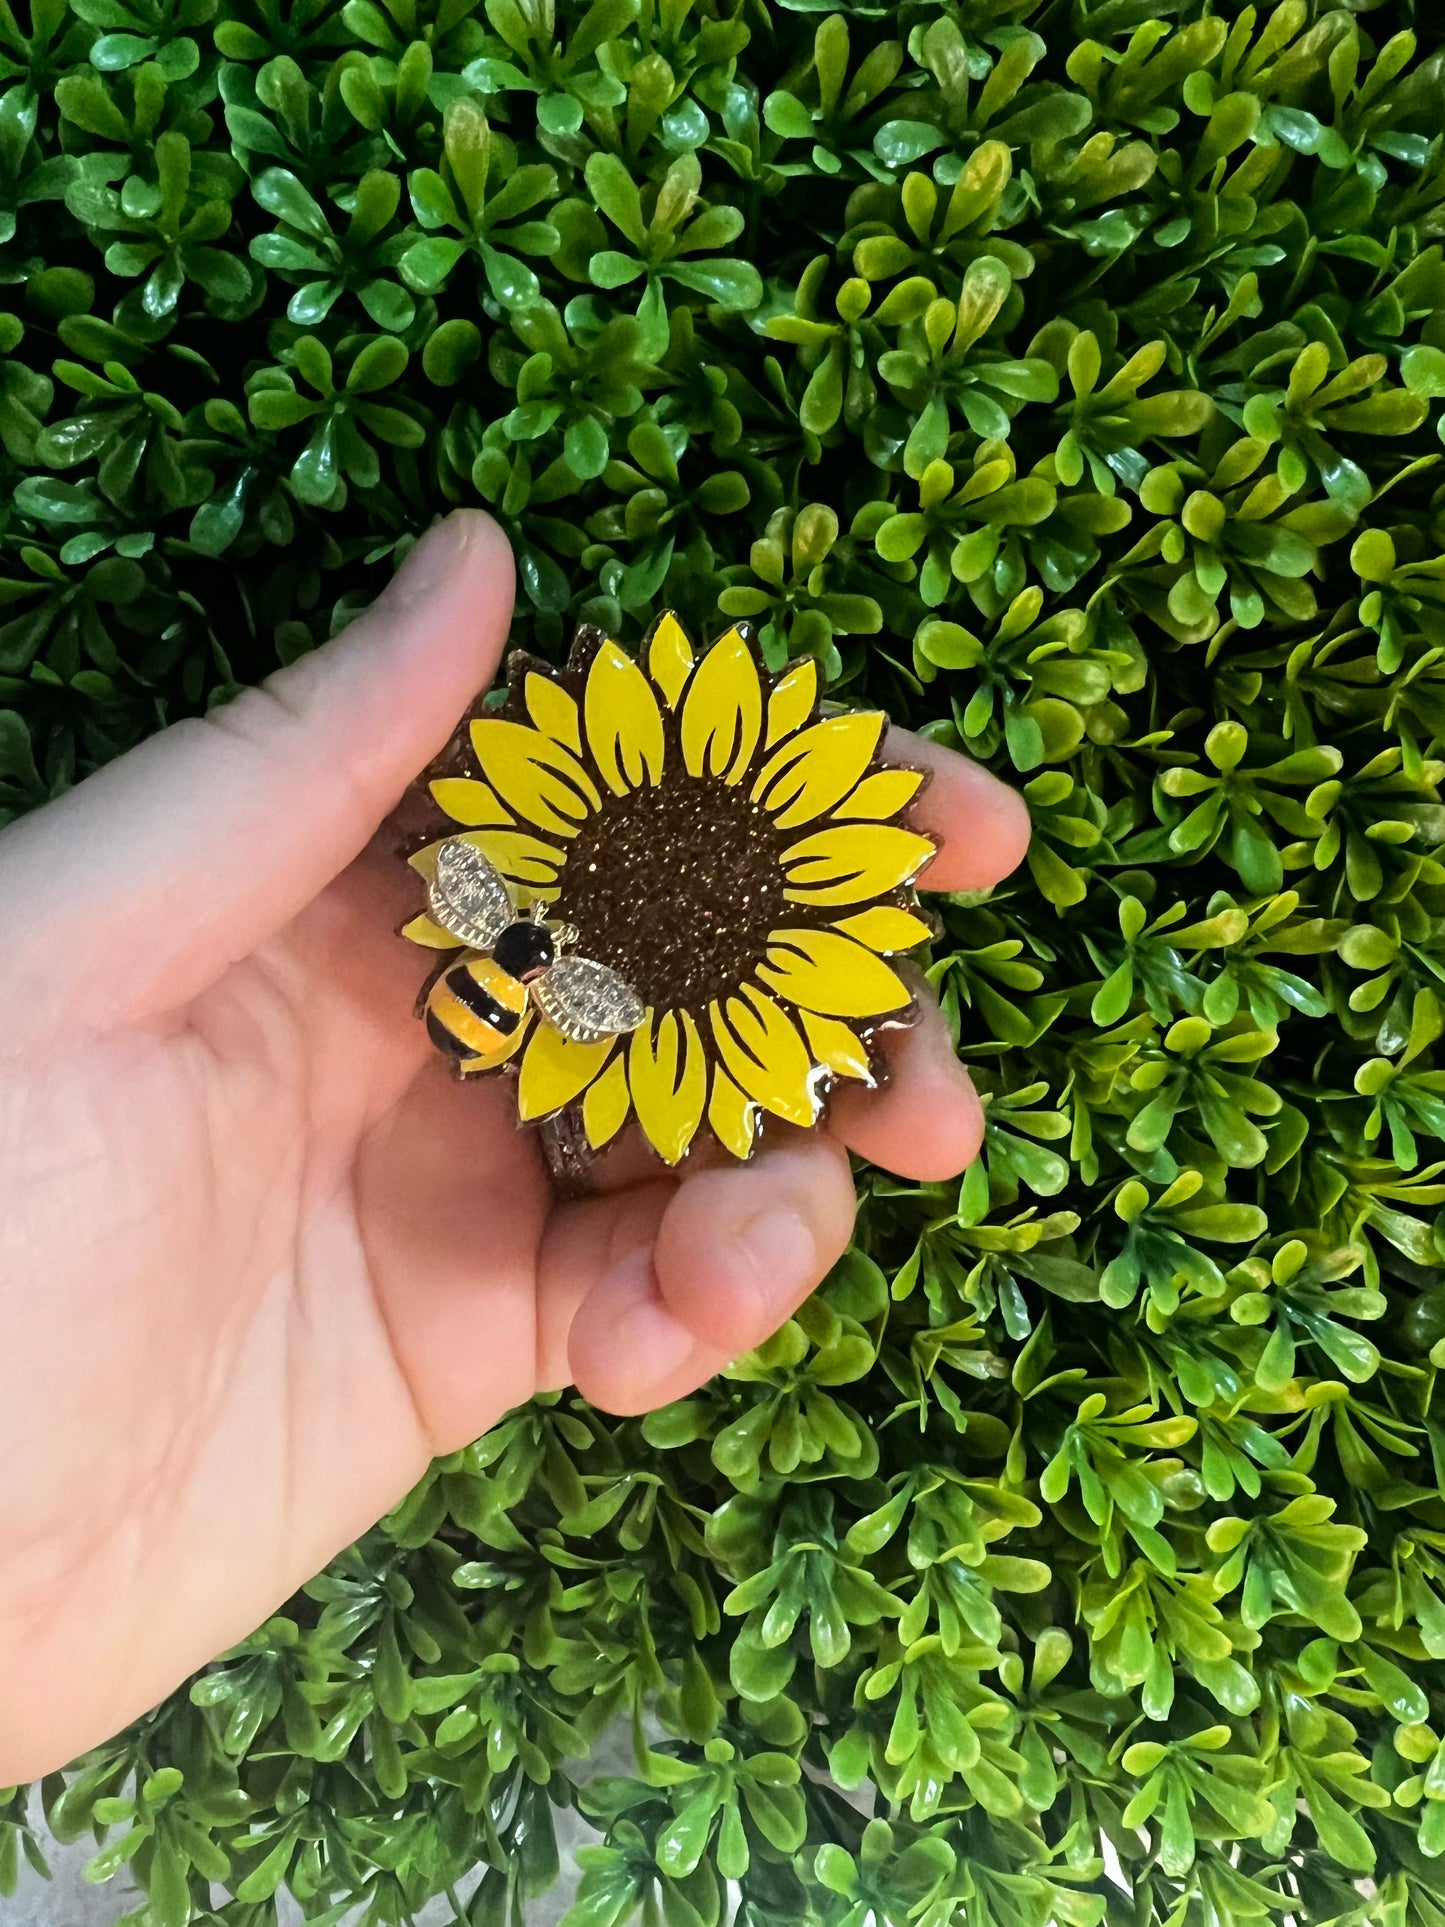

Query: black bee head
493;919;556;982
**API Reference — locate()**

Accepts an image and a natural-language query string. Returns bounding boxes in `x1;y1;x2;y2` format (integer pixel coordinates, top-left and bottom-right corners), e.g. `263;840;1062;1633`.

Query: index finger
887;726;1032;894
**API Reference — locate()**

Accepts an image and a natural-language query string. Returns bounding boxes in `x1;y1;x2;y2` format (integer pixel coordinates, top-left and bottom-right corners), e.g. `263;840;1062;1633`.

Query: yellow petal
429;777;514;827
457;829;563;888
402;912;464;949
629;1009;708;1164
518;1024;615;1121
460;1009;531;1074
405;838;448;882
648;611;694;708
766;659;818;746
834;767;924;821
585;637;665;796
801;1010;875;1083
681;625;762;785
708;1065;759;1159
709;987;822;1127
409;830;562;905
583;1054;632;1149
469;718;600;839
781;825;936;907
408;841;439;880
752;711;885;831
833;904;934;952
525;672;582;754
757;928;912;1019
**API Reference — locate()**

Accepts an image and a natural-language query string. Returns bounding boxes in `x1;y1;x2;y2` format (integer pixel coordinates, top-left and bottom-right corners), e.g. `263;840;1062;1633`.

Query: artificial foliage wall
5;0;1445;1921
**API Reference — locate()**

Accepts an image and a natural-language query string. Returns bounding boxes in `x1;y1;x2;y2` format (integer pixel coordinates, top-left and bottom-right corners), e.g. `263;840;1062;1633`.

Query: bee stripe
462;954;529;1017
428;958;527;1061
450;971;523;1035
428;983;508;1058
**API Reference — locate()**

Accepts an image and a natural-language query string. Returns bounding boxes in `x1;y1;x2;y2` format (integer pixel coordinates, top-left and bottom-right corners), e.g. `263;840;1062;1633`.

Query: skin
0;510;1030;1787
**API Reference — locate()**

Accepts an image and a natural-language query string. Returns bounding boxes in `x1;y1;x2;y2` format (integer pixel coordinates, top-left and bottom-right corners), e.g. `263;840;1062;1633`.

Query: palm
2;851;550;1771
0;513;1029;1787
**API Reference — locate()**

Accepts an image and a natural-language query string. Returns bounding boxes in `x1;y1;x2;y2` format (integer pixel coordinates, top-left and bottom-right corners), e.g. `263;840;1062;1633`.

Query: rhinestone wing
533;956;647;1046
427;839;516;951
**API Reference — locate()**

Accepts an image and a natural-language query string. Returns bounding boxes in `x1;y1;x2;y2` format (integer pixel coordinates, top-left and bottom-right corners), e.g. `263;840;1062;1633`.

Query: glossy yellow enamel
428;977;499;1058
465;955;529;1012
582;1054;631;1149
629;1010;708;1164
781;824;936;906
407;840;442;880
752;711;885;831
765;658;818;746
518;1025;616;1121
407;829;561;898
401;912;463;949
680;625;761;784
710;986;820;1127
801;1010;874;1082
832;903;933;952
585;637;665;795
450;829;563;889
835;767;924;821
428;959;526;1060
708;1066;758;1158
459;1011;529;1074
525;672;582;753
469;717;599;837
758;928;911;1018
647;612;694;706
429;777;514;827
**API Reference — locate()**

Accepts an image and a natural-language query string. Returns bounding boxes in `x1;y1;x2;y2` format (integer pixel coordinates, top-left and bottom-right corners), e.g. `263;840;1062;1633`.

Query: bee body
420;840;645;1073
424;920;557;1069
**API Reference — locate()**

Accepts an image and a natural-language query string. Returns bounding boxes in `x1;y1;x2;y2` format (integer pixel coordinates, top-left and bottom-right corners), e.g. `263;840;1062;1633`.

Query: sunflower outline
402;616;938;1165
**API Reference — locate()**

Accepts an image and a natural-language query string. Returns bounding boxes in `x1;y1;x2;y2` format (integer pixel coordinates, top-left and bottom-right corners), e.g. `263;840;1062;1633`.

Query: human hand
0;511;1029;1784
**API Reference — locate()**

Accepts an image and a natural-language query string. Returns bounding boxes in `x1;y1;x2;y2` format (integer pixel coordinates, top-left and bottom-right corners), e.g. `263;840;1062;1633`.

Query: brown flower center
552;774;790;1013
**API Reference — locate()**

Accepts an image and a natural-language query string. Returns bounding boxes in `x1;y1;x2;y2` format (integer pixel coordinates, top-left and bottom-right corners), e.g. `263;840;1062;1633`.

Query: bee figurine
420;838;647;1070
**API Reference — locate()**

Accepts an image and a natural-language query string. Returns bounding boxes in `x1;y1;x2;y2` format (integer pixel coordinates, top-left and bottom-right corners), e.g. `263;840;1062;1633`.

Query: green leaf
291;418;340;505
585;151;647;247
588;248;643;289
8;0;1445;1907
253;167;330;237
347;337;409;392
399;236;466;294
1402;344;1445;399
953;254;1012;352
422;318;481;385
668;258;763;308
764;92;815;140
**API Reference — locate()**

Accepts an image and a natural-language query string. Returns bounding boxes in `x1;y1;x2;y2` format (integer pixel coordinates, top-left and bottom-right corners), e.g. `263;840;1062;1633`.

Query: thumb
0;510;514;1036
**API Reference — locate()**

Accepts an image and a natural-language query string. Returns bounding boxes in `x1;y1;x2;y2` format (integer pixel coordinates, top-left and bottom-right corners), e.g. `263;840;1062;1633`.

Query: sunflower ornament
400;617;938;1178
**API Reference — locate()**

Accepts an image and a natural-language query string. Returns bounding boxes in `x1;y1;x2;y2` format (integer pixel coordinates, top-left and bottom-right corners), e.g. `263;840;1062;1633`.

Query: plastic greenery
8;0;1445;1921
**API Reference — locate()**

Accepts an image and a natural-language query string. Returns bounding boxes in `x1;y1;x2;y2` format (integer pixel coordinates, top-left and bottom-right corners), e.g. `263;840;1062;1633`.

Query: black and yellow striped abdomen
426;956;529;1068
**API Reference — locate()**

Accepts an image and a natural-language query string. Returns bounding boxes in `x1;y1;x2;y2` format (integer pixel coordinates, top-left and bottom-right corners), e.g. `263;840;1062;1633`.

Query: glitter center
552;774;790;1012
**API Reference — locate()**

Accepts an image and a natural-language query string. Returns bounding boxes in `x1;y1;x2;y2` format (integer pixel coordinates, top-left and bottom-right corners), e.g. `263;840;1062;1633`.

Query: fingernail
606;1250;698;1380
389;512;477;605
737;1209;816;1320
